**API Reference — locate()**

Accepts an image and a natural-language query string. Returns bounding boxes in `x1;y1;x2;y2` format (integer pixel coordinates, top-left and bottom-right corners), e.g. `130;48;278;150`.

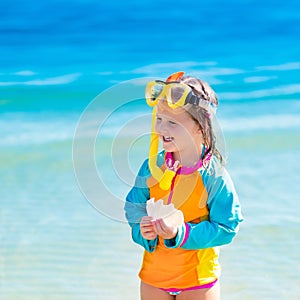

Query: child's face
155;101;204;159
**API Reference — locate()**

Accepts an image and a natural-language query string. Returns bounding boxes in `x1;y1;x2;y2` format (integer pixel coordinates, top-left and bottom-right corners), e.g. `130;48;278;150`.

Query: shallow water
1;0;300;298
1;109;299;299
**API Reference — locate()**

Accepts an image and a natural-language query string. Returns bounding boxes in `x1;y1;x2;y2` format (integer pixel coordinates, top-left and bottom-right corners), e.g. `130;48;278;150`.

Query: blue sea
1;0;300;299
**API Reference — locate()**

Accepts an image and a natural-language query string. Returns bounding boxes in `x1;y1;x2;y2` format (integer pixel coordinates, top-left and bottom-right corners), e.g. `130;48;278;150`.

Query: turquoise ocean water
1;0;300;299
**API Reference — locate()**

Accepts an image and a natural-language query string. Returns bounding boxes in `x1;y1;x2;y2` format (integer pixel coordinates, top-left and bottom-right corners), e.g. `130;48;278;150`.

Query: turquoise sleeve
165;164;243;250
124;159;158;252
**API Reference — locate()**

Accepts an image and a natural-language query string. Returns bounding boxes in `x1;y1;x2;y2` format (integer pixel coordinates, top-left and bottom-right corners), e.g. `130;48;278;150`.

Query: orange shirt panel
141;172;219;288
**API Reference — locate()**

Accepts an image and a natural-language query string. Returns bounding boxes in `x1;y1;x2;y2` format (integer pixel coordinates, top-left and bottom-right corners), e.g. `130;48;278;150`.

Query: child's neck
172;150;201;168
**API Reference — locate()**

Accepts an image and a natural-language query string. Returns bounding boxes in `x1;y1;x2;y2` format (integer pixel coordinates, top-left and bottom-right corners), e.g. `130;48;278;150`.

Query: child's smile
155;101;204;166
162;136;174;142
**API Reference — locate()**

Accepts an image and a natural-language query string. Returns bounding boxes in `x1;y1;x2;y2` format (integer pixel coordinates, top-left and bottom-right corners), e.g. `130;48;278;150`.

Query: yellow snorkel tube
148;106;177;190
147;71;185;190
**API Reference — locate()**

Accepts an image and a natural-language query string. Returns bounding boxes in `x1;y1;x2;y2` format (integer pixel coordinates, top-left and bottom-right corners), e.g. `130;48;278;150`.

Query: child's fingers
141;225;154;232
140;218;155;234
141;216;154;224
140;220;154;230
143;232;157;240
140;221;157;240
153;219;167;234
153;218;178;239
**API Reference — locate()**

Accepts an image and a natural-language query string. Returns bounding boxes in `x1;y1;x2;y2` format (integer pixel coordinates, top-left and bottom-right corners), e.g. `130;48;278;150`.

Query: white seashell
146;198;184;228
164;210;184;228
146;198;156;217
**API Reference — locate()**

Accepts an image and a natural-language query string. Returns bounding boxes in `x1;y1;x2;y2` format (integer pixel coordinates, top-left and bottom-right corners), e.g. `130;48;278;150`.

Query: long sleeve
165;162;243;250
124;159;158;252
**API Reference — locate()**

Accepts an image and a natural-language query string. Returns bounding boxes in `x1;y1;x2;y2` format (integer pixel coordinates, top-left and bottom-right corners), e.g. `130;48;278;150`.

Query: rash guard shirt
125;151;243;289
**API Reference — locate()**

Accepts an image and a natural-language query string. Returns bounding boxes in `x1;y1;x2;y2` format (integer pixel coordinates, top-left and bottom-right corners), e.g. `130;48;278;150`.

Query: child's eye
156;116;162;122
169;120;177;125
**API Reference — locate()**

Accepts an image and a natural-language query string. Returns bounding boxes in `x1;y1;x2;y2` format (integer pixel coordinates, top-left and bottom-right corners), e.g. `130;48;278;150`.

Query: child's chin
162;143;177;152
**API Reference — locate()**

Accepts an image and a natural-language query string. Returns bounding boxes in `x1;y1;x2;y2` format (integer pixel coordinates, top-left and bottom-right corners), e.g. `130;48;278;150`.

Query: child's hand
152;218;178;240
140;216;157;240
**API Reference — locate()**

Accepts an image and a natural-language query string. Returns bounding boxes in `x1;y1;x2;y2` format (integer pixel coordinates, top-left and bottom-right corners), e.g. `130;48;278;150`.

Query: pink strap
165;152;210;175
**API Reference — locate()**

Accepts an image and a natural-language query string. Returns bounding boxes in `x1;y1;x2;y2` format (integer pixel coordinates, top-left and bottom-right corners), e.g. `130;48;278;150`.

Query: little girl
125;71;243;300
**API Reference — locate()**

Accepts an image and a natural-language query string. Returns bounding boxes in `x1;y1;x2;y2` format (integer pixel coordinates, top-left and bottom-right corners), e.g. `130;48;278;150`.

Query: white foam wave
131;63;243;77
2;130;72;146
219;84;300;100
1;109;299;147
128;61;217;75
0;73;81;86
0;114;77;146
123;61;300;89
79;111;300;139
256;62;300;71
124;62;244;86
221;114;300;131
244;76;277;83
12;70;37;76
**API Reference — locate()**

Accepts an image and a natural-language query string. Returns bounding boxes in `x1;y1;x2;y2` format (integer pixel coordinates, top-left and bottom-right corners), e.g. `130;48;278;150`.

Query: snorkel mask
146;71;217;190
146;75;217;113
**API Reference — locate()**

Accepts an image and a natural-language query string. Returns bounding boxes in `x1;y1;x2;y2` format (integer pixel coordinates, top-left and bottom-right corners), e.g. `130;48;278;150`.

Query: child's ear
193;122;202;134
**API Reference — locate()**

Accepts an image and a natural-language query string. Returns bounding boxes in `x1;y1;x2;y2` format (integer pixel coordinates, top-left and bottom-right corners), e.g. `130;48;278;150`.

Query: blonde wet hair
178;76;224;166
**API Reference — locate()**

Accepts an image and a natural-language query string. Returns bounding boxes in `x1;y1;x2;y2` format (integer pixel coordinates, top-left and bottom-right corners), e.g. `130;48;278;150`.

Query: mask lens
145;81;165;106
166;84;190;108
170;86;186;104
152;83;164;99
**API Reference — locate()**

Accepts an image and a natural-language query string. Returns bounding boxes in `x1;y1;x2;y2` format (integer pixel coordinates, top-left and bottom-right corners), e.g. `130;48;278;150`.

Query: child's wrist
163;224;185;248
